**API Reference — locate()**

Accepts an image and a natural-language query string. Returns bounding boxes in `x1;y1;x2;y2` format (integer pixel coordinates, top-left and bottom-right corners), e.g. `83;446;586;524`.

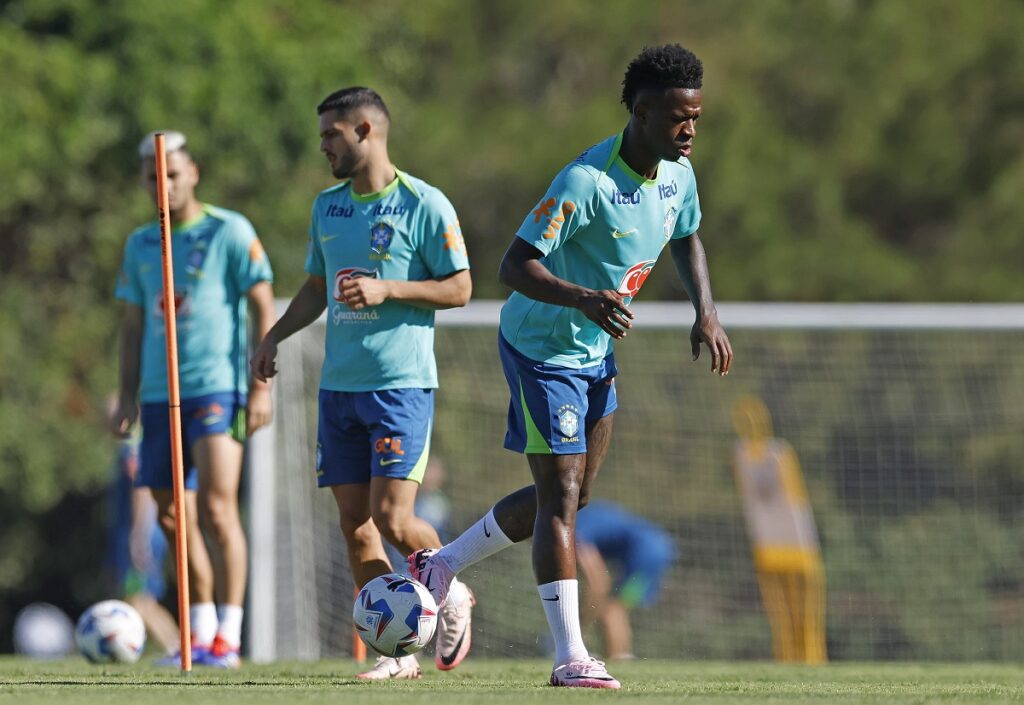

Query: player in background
110;131;276;668
410;44;732;688
104;395;180;655
250;87;475;680
574;500;674;661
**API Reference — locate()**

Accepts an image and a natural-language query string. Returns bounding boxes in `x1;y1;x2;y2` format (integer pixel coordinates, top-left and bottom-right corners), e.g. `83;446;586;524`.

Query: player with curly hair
411;44;732;688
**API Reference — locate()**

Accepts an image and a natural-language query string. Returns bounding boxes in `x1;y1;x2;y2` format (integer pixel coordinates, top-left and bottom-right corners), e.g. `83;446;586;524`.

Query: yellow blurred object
732;396;827;664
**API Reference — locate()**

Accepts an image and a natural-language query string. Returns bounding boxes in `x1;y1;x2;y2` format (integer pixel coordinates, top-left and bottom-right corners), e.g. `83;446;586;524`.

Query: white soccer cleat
356;654;422;680
408;548;456;607
434;579;474;671
549;657;621;689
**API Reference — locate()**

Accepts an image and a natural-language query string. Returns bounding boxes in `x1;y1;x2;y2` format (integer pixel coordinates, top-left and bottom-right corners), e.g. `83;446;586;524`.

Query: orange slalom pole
155;133;192;673
353;588;367;663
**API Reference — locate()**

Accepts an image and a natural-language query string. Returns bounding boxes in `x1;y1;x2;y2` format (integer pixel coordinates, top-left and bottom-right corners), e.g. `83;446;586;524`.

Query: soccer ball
353;573;438;657
75;600;146;663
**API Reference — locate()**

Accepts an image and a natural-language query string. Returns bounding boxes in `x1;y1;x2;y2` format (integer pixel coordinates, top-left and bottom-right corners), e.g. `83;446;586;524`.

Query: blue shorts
138;392;246;490
616;534;674;608
499;333;617;455
316;388;433;486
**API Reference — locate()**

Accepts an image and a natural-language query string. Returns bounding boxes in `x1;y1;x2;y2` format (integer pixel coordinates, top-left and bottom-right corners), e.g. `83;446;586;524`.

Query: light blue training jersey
115;205;274;402
500;132;701;368
305;169;470;391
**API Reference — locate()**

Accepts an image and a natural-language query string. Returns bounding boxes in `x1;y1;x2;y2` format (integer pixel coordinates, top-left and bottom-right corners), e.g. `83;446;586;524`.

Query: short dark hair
317;86;391;121
621;44;703;112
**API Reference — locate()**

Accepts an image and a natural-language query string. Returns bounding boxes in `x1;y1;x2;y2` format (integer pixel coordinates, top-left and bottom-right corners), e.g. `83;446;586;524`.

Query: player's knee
157;508;177;536
199;493;239;537
370;506;408;545
340;514;376;545
577;488;592;509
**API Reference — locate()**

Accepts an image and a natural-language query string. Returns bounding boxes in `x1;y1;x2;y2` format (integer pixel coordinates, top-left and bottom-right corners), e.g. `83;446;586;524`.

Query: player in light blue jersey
111;131;276;668
251;87;474;680
411;45;733;689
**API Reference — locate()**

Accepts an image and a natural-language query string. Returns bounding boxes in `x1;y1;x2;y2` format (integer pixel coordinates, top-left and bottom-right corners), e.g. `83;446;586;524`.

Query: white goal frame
246;300;1024;662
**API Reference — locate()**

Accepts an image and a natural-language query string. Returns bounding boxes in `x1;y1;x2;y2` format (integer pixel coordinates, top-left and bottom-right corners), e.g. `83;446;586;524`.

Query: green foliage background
1;0;1022;655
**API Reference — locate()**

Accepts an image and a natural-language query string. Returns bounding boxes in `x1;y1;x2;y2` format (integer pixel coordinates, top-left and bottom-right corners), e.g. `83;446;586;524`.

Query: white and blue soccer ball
353;573;437;657
74;600;146;664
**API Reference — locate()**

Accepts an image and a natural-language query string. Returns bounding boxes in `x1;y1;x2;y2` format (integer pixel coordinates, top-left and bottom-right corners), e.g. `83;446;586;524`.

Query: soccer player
410;44;732;689
250;87;475;680
111;131;276;668
575;500;675;660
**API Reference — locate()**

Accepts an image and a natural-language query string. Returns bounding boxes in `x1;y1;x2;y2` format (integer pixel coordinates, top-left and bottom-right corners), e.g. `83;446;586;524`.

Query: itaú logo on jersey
616;260;656;298
333;267;378;301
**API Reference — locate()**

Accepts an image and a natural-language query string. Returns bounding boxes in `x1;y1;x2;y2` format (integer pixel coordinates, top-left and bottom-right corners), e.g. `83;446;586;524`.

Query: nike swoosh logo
483;517;491;538
611;229;637;239
380;458;403;466
320;234;339;242
438;624;468;667
542;595;559;602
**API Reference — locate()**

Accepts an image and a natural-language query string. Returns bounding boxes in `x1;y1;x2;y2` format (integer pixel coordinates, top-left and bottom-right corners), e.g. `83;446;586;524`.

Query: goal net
247;302;1024;662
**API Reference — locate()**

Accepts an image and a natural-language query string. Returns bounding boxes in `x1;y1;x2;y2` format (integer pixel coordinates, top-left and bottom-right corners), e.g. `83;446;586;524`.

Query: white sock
538;579;588;666
437;507;514;573
216;604;244;647
190;602;218;647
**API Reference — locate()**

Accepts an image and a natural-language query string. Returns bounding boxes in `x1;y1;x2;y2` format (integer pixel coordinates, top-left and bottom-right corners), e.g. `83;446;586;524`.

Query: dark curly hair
317;86;391;121
621;44;703;112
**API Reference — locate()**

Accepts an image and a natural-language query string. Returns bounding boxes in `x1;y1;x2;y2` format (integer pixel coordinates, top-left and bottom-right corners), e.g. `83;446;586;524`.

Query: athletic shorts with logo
499;333;617;455
138;391;247;490
316;388;433;486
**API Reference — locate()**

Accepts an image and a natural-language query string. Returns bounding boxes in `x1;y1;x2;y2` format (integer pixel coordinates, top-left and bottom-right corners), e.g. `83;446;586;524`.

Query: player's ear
354;120;372;141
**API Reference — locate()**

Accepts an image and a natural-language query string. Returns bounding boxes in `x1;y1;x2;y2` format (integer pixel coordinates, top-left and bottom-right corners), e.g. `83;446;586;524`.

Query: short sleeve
415;189;470;277
515;164;598;255
672;168;702;239
114;237;145;305
304;201;326;277
224;215;274;291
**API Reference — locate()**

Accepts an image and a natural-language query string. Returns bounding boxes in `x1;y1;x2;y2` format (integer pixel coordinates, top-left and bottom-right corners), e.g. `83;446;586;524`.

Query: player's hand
577;289;634;339
691;311;733;376
246;385;273;435
340;277;391;310
251;338;279;382
109;399;138;438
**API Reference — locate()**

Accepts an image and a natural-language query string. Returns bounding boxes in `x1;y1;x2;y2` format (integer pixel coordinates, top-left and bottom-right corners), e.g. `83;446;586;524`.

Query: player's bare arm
669;234;732;376
251;276;327;382
499;238;634;339
111;303;144;437
339;268;471;311
245;280;276;434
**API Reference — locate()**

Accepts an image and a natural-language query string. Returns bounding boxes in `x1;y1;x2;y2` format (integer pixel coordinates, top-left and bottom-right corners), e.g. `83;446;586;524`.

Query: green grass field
3;657;1024;704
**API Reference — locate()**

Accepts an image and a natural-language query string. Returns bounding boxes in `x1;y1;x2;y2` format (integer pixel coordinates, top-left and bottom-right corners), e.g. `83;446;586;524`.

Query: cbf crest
369;221;395;260
663;206;679;239
557;404;580;441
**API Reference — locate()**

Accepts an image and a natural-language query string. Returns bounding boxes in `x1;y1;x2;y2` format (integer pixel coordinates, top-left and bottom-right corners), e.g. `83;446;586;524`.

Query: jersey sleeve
515;164;598;256
414;189;470;277
672;167;702;239
224;215;274;291
114;237;145;306
304;200;327;277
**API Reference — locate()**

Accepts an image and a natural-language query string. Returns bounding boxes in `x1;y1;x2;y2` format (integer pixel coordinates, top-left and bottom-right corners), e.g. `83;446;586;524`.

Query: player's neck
619;124;660;180
170;199;204;226
350;159;397;197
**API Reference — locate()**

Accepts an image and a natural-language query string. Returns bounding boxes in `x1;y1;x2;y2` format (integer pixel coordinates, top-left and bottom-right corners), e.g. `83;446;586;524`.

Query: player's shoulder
554;134;620;192
203;204;255;230
666;156;697;184
396;170;457;214
125;221;160;251
314;180;351;202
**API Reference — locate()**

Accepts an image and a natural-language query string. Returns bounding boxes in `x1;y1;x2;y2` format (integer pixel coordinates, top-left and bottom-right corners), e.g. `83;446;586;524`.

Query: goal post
248;301;1024;663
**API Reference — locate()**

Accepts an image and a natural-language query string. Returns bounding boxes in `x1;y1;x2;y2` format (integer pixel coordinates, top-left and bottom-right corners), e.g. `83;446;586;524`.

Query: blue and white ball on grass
353;573;438;657
75;600;146;663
